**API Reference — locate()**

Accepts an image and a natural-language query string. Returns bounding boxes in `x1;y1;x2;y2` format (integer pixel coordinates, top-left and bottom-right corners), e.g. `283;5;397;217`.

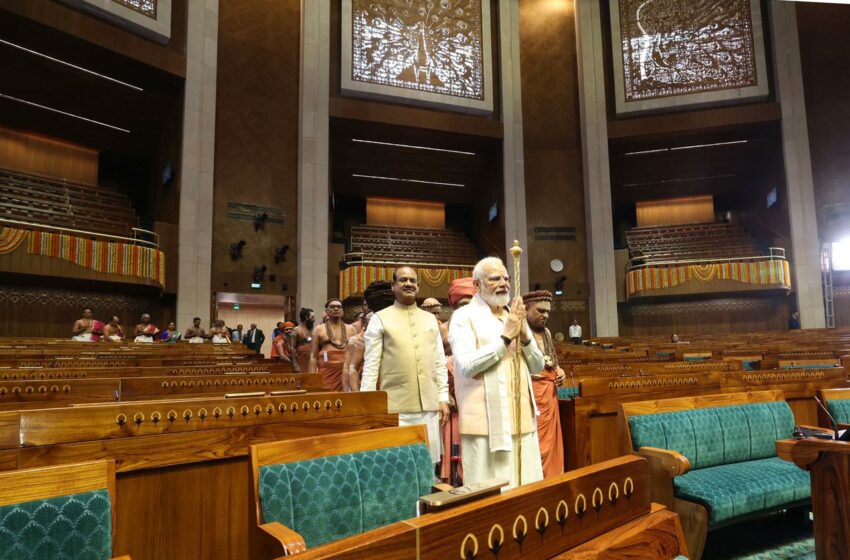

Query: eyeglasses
327;304;343;310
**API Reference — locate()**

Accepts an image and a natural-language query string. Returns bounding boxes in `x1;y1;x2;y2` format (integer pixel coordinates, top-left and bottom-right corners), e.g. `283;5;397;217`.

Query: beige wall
216;305;288;357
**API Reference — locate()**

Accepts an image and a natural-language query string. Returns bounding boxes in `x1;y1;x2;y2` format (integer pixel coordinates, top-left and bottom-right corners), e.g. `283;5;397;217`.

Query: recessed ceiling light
0;38;144;92
352;138;475;156
0;93;131;133
623;174;736;188
625;139;748;156
352;173;464;188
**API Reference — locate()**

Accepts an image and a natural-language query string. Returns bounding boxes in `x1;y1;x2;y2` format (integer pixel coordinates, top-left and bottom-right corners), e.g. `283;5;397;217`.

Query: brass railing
1;218;159;249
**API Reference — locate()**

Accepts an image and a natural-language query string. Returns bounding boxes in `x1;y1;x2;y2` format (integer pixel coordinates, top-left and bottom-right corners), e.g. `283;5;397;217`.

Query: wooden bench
618;390;814;559
0;391;397;559
0;459;129;560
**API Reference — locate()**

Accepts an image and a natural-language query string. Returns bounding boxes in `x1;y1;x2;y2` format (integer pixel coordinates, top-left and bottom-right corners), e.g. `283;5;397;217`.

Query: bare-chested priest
309;299;356;390
289;308;315;373
72;308;95;341
449;256;545;488
523;290;566;479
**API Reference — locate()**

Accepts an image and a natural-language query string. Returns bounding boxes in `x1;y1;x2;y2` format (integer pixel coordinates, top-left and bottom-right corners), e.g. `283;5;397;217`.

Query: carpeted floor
701;507;815;560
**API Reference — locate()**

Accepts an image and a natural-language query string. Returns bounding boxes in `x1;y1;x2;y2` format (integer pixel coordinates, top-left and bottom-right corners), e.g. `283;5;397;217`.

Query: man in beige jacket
361;265;450;464
448;257;545;488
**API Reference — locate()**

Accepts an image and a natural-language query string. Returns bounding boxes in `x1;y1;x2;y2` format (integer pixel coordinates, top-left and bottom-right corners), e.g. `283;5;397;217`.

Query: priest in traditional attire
449;257;544;489
361;266;449;464
523;290;565;479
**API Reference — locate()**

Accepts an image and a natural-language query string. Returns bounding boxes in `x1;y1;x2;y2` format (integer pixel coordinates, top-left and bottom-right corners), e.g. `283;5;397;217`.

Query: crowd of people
70;256;582;488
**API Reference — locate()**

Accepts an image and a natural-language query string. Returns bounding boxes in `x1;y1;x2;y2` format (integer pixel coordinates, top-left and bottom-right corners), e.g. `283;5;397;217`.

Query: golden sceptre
509;240;523;486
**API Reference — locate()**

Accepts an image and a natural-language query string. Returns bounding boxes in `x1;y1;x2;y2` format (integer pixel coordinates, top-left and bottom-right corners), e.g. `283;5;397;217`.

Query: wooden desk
777;438;850;559
284;456;687;560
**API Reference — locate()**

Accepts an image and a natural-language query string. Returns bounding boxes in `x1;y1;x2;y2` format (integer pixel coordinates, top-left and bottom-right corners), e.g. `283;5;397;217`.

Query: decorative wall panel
57;0;171;43
609;0;768;114
341;0;494;113
112;0;156;18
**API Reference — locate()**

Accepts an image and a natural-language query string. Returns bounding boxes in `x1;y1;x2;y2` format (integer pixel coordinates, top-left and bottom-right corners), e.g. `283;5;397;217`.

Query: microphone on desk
812;395;850;441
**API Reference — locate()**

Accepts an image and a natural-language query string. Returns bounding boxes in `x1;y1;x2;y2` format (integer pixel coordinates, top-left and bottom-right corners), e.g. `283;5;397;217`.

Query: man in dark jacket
243;323;265;354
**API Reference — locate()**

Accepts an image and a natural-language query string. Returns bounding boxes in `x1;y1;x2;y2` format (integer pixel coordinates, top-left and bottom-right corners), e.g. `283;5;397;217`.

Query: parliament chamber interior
0;0;849;559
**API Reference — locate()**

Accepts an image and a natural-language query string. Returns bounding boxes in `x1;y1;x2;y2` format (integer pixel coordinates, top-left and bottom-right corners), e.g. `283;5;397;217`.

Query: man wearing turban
344;281;394;391
523;290;566;479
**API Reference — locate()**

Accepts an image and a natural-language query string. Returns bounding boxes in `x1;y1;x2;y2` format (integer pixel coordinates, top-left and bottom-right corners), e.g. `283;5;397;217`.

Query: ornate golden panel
342;0;494;113
112;0;157;19
609;0;768;114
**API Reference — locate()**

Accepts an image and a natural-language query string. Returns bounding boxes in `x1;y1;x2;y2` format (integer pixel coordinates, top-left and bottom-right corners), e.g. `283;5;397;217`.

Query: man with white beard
448;256;545;489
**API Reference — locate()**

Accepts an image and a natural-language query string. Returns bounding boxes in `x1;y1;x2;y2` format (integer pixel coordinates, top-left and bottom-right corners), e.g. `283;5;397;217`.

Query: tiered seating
626;221;764;264
0;337;396;560
0;167;138;237
349;225;478;265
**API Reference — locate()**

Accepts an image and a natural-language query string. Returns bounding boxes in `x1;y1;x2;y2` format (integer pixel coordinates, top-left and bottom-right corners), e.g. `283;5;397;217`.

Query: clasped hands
502;296;530;344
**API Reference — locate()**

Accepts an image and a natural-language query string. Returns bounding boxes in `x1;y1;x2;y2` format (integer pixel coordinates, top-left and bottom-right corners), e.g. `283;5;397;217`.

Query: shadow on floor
702;507;814;560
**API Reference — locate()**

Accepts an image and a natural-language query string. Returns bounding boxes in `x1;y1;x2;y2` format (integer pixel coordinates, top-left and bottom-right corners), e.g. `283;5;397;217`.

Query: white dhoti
72;334;93;342
399;411;441;464
189;336;204;344
134;335;154;343
461;432;543;489
211;335;228;344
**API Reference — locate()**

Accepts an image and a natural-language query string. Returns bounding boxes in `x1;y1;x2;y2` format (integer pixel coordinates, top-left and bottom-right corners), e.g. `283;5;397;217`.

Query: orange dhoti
317;348;346;391
532;369;564;479
295;344;311;373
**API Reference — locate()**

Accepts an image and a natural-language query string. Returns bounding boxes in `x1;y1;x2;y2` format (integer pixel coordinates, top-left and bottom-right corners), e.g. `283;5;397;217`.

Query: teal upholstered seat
826;398;850;424
673;457;810;525
628;400;809;527
258;443;433;548
0;489;112;560
557;386;579;399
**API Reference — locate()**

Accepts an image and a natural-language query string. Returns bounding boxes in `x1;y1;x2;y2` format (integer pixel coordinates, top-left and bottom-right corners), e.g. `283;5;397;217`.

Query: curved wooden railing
1;217;158;248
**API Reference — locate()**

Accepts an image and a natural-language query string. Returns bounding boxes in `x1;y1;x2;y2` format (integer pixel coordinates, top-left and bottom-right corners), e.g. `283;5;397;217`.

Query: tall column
296;0;331;310
500;0;529;293
770;3;825;328
575;0;618;336
176;0;218;328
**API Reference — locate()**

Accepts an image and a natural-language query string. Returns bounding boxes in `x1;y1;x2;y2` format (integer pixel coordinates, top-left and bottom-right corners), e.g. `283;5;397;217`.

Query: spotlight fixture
254;212;269;231
253;265;268;283
229;240;246;261
274;244;290;264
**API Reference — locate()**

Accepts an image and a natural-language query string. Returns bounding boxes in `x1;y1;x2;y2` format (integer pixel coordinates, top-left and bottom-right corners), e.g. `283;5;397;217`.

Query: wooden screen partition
0;391;397;560
635;195;715;227
366;196;446;229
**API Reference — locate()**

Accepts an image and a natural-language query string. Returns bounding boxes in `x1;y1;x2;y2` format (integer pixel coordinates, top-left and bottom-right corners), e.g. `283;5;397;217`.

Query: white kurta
449;294;546;488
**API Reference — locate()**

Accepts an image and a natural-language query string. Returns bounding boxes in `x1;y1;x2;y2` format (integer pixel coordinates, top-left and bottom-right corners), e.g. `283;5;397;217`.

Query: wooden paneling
519;0;589;300
366;197;445;229
636;195;715;227
607;102;781;139
212;0;300;298
0;128;98;185
0;284;169;338
618;295;790;336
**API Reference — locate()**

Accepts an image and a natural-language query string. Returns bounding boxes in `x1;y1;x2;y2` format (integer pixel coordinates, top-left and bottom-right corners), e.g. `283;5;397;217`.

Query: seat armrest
260;522;306;555
636;447;691;508
638;446;691;476
113;556;132;560
432;483;454;492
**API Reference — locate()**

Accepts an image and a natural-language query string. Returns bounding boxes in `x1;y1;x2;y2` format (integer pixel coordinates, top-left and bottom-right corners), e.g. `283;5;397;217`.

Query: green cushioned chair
0;460;125;560
817;388;850;428
620;391;812;560
249;426;435;558
557;386;579;399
